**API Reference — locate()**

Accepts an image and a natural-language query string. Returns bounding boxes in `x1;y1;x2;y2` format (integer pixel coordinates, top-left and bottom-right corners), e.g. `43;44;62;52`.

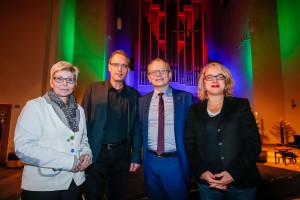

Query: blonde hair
50;61;79;80
197;62;234;100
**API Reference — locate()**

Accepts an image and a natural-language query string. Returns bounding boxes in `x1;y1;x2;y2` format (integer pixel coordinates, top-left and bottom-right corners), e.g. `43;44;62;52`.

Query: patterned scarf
47;89;79;132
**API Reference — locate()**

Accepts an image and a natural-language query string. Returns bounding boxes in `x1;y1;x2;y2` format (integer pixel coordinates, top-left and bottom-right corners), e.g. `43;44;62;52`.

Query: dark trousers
145;152;189;200
198;183;257;200
21;180;82;200
85;143;130;200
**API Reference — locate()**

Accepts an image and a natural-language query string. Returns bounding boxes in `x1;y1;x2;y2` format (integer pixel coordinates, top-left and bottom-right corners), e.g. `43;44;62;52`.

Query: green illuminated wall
57;0;76;63
57;0;108;101
277;0;300;134
277;0;300;59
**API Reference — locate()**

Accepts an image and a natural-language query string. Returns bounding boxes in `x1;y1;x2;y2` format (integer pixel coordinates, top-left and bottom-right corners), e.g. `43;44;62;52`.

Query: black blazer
185;97;262;188
81;80;142;164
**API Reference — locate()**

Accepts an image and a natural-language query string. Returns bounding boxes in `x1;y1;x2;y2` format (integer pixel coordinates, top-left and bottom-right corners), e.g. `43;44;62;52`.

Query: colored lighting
277;0;300;59
58;0;76;63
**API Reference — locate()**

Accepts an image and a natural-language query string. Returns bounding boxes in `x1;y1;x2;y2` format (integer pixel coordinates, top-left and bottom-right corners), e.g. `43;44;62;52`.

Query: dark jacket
185;97;262;188
81;80;142;164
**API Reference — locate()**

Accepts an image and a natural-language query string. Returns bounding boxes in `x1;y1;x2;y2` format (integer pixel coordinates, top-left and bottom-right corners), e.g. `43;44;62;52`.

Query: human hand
214;171;234;186
73;158;81;173
201;171;227;190
129;163;140;172
75;154;91;172
201;171;216;183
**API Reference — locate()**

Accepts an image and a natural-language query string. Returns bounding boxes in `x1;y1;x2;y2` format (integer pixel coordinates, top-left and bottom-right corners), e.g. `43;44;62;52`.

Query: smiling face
108;53;129;84
50;70;76;103
147;59;172;91
204;65;226;98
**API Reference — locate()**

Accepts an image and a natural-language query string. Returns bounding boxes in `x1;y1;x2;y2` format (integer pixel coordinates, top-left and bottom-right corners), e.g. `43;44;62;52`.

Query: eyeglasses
149;69;170;76
110;63;129;69
53;76;76;84
204;74;226;81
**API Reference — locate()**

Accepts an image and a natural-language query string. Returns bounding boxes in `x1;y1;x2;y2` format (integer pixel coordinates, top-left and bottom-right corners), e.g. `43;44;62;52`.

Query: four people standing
14;61;92;200
139;58;194;200
14;52;262;200
81;50;142;200
185;62;261;200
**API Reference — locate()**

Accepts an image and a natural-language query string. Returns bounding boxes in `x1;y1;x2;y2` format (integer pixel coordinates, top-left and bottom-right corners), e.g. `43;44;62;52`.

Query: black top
81;80;142;163
103;83;128;143
185;97;262;188
205;113;223;173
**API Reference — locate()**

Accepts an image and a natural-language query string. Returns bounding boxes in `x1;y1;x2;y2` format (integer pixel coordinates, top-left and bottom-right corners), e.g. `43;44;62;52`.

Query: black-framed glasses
110;63;129;69
53;76;76;84
204;74;226;81
149;69;170;76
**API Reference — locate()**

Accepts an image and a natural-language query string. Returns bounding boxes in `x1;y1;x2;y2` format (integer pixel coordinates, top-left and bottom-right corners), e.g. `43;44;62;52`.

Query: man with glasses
82;50;142;200
139;58;194;199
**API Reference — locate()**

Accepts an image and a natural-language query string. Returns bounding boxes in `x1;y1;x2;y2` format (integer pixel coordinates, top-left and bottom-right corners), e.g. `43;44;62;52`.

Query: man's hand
129;163;140;172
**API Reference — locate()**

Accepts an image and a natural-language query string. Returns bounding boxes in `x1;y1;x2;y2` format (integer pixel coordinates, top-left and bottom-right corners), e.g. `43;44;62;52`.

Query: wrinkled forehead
148;60;167;71
110;53;128;64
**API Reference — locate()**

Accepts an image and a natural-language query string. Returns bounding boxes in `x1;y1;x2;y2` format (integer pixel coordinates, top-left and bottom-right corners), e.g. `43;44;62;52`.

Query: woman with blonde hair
14;61;92;200
185;62;261;200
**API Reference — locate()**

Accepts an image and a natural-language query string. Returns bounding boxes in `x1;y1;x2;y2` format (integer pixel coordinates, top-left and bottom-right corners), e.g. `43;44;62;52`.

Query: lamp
117;17;122;30
291;99;296;109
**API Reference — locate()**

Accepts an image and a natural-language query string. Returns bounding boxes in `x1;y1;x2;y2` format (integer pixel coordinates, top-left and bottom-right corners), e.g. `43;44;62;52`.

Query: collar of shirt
108;81;127;93
153;86;172;99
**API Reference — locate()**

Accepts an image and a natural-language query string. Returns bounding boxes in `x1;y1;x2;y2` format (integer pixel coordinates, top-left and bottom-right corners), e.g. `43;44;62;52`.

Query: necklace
207;97;223;117
207;99;224;106
207;107;221;117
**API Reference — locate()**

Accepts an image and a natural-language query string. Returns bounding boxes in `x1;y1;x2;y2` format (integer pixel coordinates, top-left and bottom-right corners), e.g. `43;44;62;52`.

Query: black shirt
204;113;224;173
102;82;128;144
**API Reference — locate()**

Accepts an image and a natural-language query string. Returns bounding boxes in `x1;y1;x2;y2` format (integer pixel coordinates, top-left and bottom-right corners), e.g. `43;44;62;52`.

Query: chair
277;152;297;165
287;135;300;148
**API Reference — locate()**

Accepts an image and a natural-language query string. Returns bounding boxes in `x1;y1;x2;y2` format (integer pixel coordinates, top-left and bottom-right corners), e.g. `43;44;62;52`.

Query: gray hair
50;61;79;80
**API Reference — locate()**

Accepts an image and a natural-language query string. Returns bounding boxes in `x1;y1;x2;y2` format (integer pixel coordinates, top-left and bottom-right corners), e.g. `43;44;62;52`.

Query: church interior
1;0;300;199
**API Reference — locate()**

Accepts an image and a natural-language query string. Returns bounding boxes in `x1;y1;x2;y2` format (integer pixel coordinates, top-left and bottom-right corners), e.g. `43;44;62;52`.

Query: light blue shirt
148;86;176;152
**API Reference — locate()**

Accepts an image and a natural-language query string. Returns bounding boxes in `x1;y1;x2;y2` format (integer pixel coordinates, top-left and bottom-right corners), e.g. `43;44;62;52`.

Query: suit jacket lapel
173;89;180;135
102;81;109;126
199;99;208;120
173;88;186;143
142;92;153;134
217;97;232;126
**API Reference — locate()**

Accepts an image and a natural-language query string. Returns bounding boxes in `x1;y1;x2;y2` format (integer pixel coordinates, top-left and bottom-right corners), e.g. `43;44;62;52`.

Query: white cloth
14;97;92;191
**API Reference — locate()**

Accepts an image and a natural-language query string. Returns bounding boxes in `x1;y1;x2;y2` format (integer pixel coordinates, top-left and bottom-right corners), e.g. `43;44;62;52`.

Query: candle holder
270;118;296;145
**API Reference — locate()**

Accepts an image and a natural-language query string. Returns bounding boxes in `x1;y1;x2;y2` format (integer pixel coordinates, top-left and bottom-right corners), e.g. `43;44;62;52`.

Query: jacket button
221;156;224;160
217;129;221;132
218;142;222;146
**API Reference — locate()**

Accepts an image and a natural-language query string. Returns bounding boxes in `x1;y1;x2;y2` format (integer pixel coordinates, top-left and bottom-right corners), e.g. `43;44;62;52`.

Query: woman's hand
201;171;228;190
214;171;234;185
74;154;92;172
